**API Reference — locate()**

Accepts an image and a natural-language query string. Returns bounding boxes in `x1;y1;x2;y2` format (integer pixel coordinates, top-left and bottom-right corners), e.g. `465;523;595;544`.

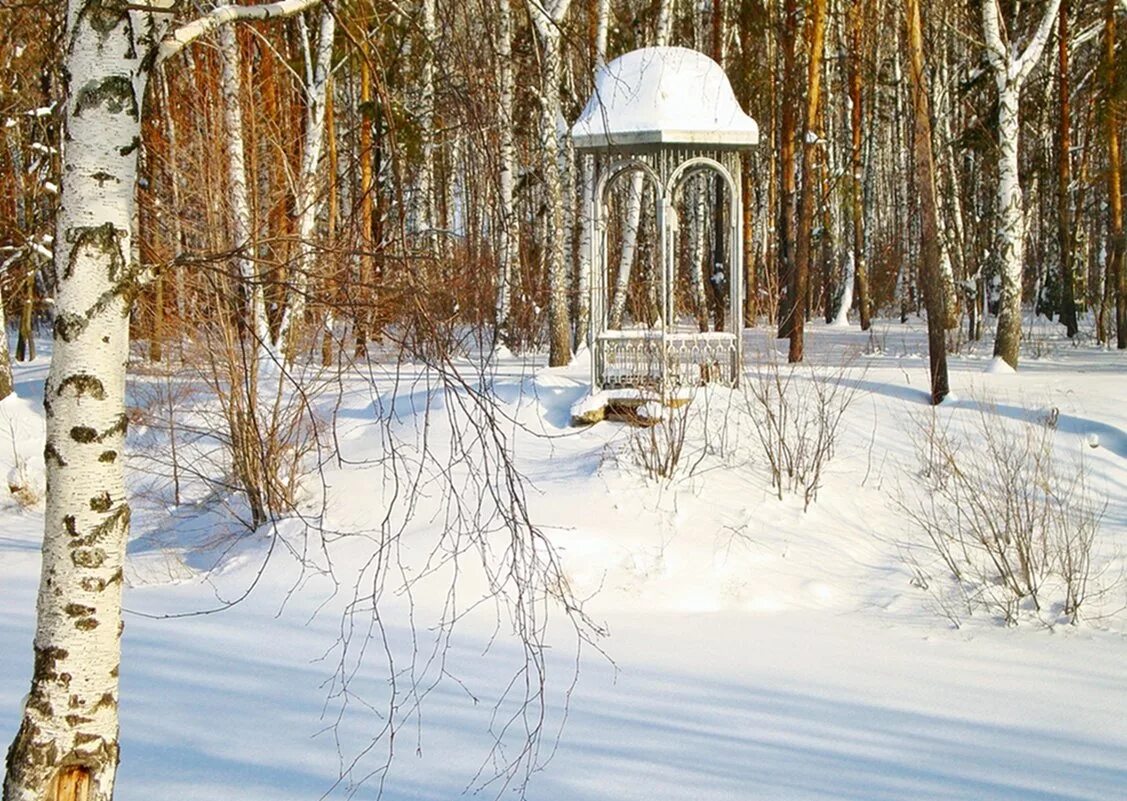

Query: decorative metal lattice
597;331;738;391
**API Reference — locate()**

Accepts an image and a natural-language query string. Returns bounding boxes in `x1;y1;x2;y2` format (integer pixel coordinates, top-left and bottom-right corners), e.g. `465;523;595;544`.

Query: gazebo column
588;163;601;390
730;182;744;385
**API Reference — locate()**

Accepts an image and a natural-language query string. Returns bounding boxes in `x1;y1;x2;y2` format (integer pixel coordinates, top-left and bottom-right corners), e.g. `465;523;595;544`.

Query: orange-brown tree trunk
789;0;827;363
1106;0;1125;348
849;0;871;330
777;0;799;338
1057;0;1079;336
906;0;950;403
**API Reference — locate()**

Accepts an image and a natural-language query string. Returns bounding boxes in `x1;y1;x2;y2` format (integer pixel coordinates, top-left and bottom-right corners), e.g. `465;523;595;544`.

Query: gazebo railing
595;330;738;391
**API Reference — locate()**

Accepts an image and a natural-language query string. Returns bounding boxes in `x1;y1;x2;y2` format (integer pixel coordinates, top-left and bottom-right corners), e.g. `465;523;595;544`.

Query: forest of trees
1;0;1124;386
0;0;1124;799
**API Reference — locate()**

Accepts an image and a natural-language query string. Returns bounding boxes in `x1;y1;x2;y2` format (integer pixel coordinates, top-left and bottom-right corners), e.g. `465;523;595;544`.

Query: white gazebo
572;46;758;406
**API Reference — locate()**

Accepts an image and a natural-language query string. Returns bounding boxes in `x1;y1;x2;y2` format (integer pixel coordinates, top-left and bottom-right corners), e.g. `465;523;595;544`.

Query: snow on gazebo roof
571;46;759;151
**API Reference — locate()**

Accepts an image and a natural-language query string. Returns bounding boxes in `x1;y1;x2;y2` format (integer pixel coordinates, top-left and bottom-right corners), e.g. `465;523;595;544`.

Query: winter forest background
1;1;1126;800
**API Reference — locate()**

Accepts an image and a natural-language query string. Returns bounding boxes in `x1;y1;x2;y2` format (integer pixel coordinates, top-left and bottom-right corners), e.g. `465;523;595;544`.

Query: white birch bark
596;0;611;59
2;4;177;799
158;70;188;326
609;174;645;329
657;0;675;43
982;0;1063;368
574;0;610;348
410;0;436;244
4;5;323;799
608;0;673;330
495;0;518;344
218;25;270;345
529;0;573;366
277;6;336;352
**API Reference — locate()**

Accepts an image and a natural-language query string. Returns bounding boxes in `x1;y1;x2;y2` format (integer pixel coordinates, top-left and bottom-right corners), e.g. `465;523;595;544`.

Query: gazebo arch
572;46;758;403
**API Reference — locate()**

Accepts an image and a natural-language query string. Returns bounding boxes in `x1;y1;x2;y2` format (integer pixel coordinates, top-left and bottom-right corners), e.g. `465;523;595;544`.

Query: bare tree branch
157;0;324;65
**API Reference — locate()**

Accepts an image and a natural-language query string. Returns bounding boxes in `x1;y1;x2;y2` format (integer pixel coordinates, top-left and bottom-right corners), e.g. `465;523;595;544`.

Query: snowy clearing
2;318;1126;801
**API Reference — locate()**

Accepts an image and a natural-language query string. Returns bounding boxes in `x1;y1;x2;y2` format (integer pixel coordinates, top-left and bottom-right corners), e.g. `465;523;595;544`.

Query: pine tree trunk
1105;0;1125;348
0;284;12;399
906;0;950;404
849;0;871;331
1057;0;1079;337
777;0;799;339
789;0;827;363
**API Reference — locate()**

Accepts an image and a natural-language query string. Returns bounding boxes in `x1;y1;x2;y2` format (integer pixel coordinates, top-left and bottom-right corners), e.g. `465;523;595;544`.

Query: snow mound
984;356;1017;375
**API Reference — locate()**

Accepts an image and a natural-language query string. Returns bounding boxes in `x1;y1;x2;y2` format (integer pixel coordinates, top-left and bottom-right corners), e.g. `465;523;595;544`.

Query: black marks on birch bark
64;223;125;281
57;374;107;401
45;442;68;468
69;505;130;549
69;414;128;445
70;427;98;444
79;576;106;593
71;548;107;569
74;75;137;119
79;0;129;35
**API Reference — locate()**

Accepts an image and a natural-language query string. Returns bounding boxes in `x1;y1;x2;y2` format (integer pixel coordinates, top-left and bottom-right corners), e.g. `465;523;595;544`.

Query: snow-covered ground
2;318;1126;800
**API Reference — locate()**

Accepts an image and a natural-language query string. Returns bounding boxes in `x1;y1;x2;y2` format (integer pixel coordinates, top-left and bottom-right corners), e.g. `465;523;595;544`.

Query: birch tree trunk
608;0;671;330
2;4;174;798
411;0;436;244
982;0;1063;369
529;0;572;366
219;24;270;345
355;31;376;358
574;0;609;348
495;0;520;345
277;7;336;354
4;4;322;799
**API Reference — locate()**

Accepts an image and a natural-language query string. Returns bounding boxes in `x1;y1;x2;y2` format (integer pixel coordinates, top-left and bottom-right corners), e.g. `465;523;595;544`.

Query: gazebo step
569;389;691;427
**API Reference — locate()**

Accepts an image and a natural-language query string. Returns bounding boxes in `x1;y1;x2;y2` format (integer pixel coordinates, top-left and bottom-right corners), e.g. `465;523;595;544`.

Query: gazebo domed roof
571;47;759;151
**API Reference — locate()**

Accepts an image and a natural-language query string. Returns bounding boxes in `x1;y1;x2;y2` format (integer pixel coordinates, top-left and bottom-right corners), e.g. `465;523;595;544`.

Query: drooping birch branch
157;0;323;64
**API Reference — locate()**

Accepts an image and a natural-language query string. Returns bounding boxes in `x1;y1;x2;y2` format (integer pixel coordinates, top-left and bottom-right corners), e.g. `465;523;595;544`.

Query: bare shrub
900;405;1108;625
195;321;323;531
3;415;40;508
629;399;693;480
743;353;859;510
